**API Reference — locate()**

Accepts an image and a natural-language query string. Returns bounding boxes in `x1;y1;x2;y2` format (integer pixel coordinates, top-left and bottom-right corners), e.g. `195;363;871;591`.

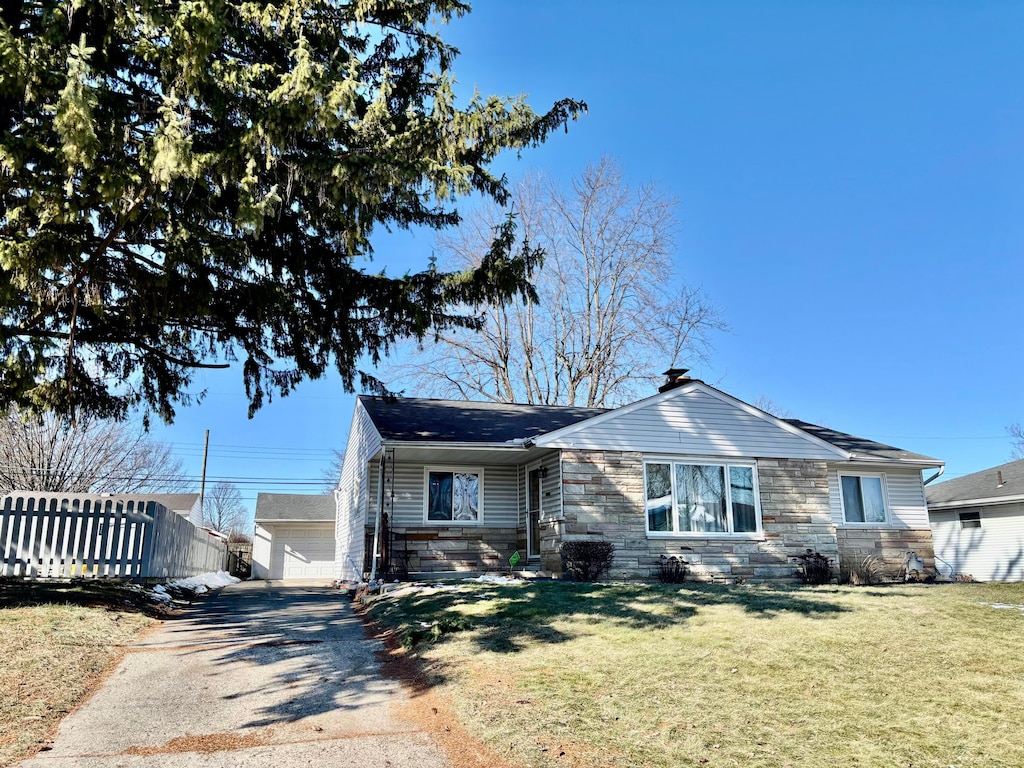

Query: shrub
658;554;689;584
840;554;887;586
792;549;833;584
560;540;615;582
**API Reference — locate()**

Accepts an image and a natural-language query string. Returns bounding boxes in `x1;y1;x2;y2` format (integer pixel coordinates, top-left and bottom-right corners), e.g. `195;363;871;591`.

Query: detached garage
252;493;335;580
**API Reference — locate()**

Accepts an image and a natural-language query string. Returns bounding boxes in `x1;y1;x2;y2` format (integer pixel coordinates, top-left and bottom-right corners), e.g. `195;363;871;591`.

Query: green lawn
367;580;1024;768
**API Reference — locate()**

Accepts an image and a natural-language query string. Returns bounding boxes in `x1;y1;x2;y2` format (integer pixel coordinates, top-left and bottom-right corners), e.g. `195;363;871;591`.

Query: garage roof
255;493;335;522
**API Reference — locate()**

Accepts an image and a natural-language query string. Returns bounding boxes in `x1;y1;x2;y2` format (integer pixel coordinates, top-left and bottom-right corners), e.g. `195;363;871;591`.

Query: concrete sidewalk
20;581;449;767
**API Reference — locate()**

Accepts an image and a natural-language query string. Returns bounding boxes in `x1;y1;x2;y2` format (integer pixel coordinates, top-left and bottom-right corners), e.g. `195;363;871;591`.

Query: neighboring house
926;459;1024;581
335;370;943;582
105;493;202;527
252;493;336;580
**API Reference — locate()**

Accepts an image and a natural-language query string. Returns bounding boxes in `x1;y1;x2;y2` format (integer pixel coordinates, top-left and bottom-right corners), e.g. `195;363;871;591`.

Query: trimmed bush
560;540;615;582
792;549;833;584
658;554;689;584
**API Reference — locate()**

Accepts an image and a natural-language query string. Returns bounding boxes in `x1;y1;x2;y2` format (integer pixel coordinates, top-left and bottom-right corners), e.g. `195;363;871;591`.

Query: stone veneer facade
393;526;519;574
835;528;936;576
556;450;838;582
372;451;933;582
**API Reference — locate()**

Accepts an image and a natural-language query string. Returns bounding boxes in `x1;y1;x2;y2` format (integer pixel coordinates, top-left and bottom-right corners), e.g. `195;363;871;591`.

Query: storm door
527;466;543;559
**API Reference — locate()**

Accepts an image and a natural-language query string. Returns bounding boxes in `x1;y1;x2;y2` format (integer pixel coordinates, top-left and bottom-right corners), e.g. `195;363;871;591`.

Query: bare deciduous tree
1008;423;1024;460
321;449;346;491
752;396;794;419
0;410;189;493
395;157;726;407
202;480;249;535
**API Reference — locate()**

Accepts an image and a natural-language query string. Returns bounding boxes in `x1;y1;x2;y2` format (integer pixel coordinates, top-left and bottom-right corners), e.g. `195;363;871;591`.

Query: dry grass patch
368;580;1024;768
0;581;158;765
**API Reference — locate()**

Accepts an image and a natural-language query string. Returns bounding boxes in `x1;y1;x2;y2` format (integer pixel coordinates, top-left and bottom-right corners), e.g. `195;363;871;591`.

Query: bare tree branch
394;157;728;406
201;480;249;535
1008;423;1024;460
0;409;189;493
321;449;347;491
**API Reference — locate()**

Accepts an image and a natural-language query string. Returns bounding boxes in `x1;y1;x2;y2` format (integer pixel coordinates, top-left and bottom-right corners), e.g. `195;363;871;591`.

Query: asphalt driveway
20;581;449;767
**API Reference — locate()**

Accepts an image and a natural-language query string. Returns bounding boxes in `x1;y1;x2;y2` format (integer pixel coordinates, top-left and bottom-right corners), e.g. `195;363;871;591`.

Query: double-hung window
425;468;482;523
644;460;761;535
839;474;887;524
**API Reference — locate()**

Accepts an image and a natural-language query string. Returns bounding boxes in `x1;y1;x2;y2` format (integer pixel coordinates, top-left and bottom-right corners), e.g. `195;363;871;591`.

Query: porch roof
359;395;607;444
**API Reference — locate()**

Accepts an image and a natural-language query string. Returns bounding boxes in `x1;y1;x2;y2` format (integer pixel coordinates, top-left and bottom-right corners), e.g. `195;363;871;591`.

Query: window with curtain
644;461;761;535
839;474;887;524
427;470;481;522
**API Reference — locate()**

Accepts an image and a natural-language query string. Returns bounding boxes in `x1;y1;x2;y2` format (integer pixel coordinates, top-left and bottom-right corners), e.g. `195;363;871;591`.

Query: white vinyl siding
335;403;382;580
828;464;930;529
930;503;1024;581
372;463;520;527
537;387;842;460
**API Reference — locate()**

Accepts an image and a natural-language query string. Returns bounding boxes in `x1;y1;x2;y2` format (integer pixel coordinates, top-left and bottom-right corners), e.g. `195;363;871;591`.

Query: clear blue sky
150;1;1024;520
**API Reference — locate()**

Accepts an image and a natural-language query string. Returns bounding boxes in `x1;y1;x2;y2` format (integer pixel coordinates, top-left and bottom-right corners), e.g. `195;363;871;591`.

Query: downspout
369;452;385;582
923;465;945;486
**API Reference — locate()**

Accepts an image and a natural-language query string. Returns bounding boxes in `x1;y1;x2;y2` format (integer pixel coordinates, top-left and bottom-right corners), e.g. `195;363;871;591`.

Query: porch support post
369;452;385;582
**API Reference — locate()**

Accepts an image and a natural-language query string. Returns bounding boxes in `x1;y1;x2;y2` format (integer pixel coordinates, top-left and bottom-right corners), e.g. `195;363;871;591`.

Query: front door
527;466;542;559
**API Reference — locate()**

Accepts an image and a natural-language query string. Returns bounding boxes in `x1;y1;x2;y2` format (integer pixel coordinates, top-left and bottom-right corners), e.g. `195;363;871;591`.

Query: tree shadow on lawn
375;581;851;655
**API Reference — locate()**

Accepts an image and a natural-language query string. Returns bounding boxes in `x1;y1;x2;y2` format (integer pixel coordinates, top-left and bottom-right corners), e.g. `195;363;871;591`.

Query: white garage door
269;523;336;580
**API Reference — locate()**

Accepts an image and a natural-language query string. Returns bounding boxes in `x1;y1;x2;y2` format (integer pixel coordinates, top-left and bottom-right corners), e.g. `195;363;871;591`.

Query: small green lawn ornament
509;550;521;570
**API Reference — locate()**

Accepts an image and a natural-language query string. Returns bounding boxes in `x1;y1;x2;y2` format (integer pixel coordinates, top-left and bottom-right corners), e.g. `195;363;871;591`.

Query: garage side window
426;469;482;523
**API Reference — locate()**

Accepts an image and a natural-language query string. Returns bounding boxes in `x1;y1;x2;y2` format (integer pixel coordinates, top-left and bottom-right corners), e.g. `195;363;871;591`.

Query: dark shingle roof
359;395;608;443
784;419;942;465
255;493;335;522
926;458;1024;506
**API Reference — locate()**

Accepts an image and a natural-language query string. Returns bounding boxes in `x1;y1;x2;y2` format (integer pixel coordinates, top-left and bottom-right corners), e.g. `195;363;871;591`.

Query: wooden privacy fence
1;494;227;580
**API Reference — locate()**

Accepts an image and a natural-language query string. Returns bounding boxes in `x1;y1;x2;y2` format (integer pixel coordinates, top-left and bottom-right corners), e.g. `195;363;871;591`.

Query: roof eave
256;518;335;524
380;439;530;450
845;456;945;468
927;494;1024;510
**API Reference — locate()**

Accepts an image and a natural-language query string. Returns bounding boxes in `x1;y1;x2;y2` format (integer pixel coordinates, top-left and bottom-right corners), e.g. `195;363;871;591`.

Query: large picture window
644;460;761;536
839;474;887;524
426;469;481;523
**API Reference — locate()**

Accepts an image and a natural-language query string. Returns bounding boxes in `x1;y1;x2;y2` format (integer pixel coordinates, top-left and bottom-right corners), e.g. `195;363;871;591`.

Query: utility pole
199;429;210;521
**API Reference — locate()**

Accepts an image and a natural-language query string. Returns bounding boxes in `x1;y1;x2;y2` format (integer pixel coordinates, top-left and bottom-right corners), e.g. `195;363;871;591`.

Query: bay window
644;460;761;535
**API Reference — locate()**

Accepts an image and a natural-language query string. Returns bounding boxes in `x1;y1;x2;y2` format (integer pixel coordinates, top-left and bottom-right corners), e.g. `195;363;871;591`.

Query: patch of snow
168;570;240;591
464;574;523;584
143;571;239;604
980;602;1024;614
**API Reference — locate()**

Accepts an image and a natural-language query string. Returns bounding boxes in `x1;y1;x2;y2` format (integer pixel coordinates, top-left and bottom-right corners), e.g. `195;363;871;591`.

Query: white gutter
380;440;529;450
923;465;945;486
255;518;335;524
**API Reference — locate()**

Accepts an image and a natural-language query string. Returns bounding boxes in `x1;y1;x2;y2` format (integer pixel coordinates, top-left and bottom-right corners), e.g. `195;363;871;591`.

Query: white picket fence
0;494;227;580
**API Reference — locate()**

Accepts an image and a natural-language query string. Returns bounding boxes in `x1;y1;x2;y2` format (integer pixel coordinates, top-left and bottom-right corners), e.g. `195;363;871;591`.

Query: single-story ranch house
335;371;944;583
927;458;1024;581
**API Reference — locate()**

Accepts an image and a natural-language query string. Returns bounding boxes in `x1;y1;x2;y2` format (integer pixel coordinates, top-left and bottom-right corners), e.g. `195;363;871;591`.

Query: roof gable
532;382;848;460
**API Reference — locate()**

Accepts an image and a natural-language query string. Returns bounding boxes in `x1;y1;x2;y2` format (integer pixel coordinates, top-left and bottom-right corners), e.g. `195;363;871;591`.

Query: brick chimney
659;367;692;393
